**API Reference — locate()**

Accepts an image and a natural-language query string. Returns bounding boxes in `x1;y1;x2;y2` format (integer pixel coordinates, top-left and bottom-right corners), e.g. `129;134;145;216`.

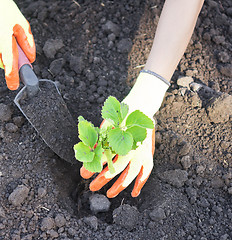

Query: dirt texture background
0;0;231;239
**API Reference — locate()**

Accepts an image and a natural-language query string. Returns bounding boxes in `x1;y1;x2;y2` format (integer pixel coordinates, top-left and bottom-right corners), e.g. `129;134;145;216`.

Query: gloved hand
0;0;36;90
81;70;170;197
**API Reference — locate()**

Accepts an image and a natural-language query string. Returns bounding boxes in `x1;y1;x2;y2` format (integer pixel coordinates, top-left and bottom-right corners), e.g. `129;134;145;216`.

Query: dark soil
19;80;79;164
0;0;231;239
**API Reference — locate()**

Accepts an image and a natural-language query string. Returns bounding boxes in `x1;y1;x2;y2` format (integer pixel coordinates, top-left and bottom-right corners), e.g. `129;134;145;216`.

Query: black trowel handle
17;43;39;97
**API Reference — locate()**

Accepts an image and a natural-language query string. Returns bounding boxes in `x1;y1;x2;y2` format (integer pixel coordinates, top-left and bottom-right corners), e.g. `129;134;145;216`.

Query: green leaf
126;110;154;129
83;160;102;173
78;117;98;148
83;145;104;172
108;128;133;155
120;102;129;122
94;144;104;160
131;140;139;150
105;149;115;174
101;96;122;125
74;142;95;162
78;116;85;122
126;126;147;143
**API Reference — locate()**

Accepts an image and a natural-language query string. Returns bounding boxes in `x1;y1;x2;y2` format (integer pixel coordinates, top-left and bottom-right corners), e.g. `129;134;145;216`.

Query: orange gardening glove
80;70;170;198
0;0;36;90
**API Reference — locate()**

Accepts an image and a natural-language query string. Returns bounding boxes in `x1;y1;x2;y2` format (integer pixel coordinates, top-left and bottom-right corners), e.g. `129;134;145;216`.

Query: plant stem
105;149;115;174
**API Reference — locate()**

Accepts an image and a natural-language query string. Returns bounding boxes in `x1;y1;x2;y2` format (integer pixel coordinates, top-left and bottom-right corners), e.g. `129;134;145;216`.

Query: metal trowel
14;44;79;165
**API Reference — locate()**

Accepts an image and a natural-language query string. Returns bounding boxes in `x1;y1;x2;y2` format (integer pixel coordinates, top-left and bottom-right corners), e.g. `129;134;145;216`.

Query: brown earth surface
0;0;231;239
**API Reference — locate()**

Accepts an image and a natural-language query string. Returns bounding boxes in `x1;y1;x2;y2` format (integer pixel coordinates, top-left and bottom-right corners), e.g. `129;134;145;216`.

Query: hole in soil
50;155;140;224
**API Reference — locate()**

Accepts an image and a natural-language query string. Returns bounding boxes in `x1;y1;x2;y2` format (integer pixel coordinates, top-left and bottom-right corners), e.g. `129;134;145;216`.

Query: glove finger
13;20;35;63
80;160;108;179
80;166;95;179
131;161;153;197
107;158;142;198
131;128;155;197
1;36;19;90
152;127;155;155
89;154;132;192
0;57;4;69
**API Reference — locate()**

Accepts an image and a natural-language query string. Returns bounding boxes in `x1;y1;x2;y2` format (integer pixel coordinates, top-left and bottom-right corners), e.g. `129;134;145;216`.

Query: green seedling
74;96;154;174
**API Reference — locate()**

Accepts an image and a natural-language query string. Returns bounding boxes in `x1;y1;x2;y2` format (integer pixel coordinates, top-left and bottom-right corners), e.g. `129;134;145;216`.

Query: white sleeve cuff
123;70;170;118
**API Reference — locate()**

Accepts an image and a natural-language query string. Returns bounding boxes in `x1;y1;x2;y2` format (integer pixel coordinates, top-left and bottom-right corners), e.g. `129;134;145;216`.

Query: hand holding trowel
0;0;78;165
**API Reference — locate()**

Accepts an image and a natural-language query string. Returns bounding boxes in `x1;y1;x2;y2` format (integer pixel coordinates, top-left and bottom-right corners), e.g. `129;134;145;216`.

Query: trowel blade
14;79;79;165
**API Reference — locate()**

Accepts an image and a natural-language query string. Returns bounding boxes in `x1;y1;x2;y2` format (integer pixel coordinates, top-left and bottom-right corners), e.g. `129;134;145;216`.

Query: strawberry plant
74;96;154;173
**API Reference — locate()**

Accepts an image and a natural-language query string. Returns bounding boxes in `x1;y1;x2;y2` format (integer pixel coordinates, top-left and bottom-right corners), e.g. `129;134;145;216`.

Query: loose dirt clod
180;155;192;170
83;216;98;231
149;207;166;221
113;204;139;231
40;217;55;231
89;194;111;214
54;214;66;228
43;39;64;59
0;103;12;122
177;76;193;89
8;185;29;206
158;169;188;188
206;93;232;123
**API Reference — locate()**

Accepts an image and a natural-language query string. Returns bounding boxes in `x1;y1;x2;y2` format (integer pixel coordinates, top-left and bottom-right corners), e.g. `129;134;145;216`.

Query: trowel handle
17;43;39;97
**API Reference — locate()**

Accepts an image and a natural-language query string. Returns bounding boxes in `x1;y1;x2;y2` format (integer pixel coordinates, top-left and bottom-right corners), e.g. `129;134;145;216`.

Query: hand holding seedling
74;96;155;197
74;71;170;198
0;0;36;90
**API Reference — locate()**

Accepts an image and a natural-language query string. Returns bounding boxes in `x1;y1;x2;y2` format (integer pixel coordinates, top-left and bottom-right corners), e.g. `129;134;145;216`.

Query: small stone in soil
0;207;6;218
218;51;230;63
220;234;230;240
86;71;95;82
0;103;12;122
219;64;232;77
180;155;192;170
196;165;206;175
108;33;116;41
177;76;193;89
98;78;108;87
5;123;18;133
117;38;133;53
40;217;55;231
47;229;59;238
70;55;84;74
149;207;166;221
8;185;29;206
102;20;120;36
43;39;64;59
83;216;98;231
49;58;65;76
228;187;232;195
211;176;224;189
158;169;188;188
13;116;25;127
206;93;232;123
89;194;111;214
67;227;78;236
190;82;202;92
55;214;66;228
185;187;198;203
113;204;139;231
37;187;47;198
179;142;191;156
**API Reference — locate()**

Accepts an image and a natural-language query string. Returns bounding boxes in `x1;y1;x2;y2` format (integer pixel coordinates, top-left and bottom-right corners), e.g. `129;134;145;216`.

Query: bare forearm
144;0;204;81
